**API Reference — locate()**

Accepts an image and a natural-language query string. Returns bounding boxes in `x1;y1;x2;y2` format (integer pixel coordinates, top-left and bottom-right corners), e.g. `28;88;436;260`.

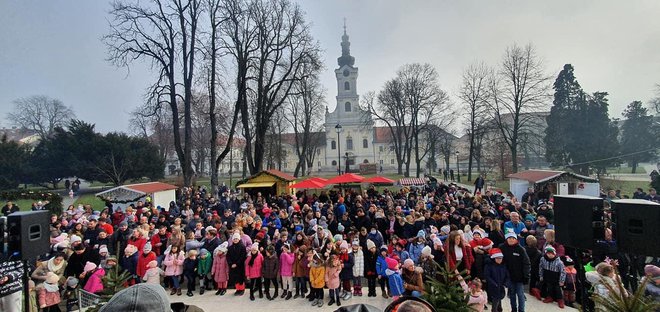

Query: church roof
337;22;355;67
373;127;393;143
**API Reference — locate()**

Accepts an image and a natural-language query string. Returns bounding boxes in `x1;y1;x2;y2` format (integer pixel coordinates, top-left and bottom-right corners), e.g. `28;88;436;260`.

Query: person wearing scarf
32;253;67;286
38;272;61;312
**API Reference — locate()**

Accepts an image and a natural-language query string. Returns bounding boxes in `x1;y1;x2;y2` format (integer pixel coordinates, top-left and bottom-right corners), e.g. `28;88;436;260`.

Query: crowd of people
2;181;660;312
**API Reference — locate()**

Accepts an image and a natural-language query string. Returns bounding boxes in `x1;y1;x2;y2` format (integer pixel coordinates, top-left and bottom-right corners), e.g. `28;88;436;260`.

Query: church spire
337;18;355;67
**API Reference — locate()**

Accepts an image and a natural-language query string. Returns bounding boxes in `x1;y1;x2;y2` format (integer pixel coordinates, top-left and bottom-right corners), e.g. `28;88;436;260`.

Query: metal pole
337;131;341;175
457;153;461;183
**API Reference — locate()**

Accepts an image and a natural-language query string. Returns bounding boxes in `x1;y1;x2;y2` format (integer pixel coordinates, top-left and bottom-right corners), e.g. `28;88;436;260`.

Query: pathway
165;289;575;312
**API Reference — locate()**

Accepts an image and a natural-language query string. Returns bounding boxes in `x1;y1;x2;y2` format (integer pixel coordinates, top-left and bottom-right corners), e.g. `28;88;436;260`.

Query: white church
277;26;406;174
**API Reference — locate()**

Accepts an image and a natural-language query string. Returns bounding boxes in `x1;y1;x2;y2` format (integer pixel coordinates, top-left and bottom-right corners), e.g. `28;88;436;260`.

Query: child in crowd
245;242;264;301
197;248;212;294
37;272;61;312
143;260;162;285
376;245;390;298
183;249;199;297
279;243;295;300
82;261;105;294
385;257;404;301
211;242;229;296
262;245;280;300
351;239;364;296
539;246;566;308
485;248;509;312
63;277;79;312
325;254;343;306
460;277;487;312
339;241;355;301
122;244;139;285
562;256;577;308
525;235;542;300
293;245;309;299
309;252;326;307
364;239;378;297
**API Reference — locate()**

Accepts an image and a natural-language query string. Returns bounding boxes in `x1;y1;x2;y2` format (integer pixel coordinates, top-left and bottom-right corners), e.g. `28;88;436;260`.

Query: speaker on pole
553;195;605;250
7;211;50;261
613;199;660;256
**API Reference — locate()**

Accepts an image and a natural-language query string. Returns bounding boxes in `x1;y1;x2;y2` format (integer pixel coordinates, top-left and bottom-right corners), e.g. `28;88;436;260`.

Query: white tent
96;182;177;211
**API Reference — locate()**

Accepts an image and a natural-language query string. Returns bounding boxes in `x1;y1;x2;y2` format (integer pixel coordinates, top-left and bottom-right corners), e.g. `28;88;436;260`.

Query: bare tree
651;83;660;115
241;0;321;175
104;0;202;186
459;62;491;181
487;44;551;173
284;65;325;177
398;63;450;177
363;84;412;176
7;95;76;139
436;129;456;176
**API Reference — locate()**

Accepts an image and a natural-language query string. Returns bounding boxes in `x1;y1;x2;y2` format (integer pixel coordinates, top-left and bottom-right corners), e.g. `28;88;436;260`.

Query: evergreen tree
423;262;474;312
545;64;586;168
620;101;658;173
575;92;620;175
0;134;31;190
545;65;619;175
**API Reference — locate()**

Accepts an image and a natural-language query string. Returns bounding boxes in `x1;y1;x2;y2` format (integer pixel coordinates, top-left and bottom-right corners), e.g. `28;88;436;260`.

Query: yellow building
237;169;296;197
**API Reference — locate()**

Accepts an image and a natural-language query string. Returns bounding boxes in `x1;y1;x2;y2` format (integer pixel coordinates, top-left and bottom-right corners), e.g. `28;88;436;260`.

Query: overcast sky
1;1;659;133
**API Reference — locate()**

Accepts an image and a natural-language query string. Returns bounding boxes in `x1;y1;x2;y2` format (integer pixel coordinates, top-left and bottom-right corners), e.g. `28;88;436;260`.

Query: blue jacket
484;260;509;300
376;255;388;277
367;232;384;249
334;203;346;218
386;269;404;296
408;242;425;264
504;221;527;246
121;253;139;276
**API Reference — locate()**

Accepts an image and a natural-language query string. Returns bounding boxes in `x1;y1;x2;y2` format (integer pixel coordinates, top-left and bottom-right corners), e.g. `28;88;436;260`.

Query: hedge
0;191;63;215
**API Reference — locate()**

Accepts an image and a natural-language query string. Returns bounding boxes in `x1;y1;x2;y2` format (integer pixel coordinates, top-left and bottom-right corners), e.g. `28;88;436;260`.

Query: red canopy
288;178;327;189
325;173;365;184
308;177;327;183
363;176;395;184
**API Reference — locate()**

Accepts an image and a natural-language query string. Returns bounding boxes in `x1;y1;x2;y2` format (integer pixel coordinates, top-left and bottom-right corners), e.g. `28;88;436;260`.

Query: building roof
263;169;297;181
508;170;597;183
125;182;178;193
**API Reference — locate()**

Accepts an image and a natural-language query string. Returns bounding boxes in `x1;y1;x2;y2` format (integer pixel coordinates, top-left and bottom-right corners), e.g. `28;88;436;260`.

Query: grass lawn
605;167;649;174
0;199;39;211
599;178;648;197
73;194;107;210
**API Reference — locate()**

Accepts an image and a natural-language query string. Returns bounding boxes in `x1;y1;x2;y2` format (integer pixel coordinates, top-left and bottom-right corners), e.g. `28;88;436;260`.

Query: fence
77;289;101;311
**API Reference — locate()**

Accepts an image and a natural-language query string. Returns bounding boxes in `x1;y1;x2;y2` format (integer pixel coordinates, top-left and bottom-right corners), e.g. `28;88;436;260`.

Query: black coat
226;242;247;283
498;242;530;284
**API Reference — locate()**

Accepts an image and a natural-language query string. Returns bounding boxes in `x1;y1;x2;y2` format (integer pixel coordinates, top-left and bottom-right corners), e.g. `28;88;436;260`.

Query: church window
346;137;353;150
362;139;368;148
379;146;384;152
390;159;395;165
345;102;351;112
344;81;350;90
332;160;337;166
343;69;350;77
379;159;384;165
331;140;336;150
363;159;369;164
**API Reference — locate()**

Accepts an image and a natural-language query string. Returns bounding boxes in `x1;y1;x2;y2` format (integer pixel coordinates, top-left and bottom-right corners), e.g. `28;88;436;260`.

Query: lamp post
455;150;461;183
335;124;342;174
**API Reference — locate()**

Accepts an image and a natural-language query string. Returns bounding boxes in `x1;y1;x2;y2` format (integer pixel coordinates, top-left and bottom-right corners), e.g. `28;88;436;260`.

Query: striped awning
237;182;275;188
398;178;427;186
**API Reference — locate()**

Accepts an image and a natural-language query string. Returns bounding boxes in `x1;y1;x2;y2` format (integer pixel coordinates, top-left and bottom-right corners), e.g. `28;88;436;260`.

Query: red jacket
137;252;157;278
445;242;474;273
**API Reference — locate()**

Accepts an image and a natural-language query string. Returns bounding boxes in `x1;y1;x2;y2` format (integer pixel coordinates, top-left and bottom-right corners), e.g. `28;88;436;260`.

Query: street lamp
335;124;342;174
455;151;461;183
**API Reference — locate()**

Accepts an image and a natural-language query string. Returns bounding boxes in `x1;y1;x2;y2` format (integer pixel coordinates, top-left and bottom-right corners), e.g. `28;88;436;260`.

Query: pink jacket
163;251;185;276
245;252;264;279
325;265;341;289
38;287;61;308
83;268;105;294
279;252;295;277
211;253;229;283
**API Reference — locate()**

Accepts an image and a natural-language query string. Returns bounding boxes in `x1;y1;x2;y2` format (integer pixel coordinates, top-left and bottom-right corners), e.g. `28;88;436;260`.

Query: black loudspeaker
613;199;660;256
7;211;50;261
553;195;605;250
